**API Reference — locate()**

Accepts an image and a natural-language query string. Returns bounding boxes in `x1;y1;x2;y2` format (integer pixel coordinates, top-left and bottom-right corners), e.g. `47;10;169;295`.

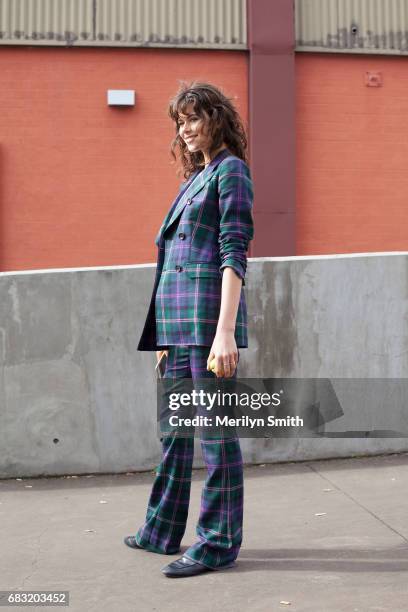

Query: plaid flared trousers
134;345;244;569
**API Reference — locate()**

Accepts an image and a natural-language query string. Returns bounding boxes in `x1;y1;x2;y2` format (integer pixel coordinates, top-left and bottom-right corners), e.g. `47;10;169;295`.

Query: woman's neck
203;143;228;167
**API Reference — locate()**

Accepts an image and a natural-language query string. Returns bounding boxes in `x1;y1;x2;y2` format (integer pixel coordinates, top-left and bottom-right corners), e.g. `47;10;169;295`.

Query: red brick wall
296;52;408;255
0;47;248;272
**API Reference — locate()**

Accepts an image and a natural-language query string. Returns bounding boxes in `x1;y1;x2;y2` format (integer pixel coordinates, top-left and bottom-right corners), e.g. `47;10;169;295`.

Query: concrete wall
1;252;407;478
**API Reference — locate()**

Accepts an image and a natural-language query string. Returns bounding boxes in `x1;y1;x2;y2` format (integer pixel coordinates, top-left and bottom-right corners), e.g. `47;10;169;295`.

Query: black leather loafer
162;556;235;578
123;535;144;550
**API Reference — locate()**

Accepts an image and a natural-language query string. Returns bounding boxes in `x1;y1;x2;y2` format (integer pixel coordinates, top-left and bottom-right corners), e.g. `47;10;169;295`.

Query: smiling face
177;103;213;157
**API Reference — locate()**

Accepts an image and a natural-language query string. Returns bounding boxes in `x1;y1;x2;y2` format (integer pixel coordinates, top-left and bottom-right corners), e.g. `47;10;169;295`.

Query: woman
124;81;254;578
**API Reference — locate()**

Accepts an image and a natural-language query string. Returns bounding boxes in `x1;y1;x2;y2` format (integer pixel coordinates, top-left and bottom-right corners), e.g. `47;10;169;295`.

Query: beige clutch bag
155;352;167;379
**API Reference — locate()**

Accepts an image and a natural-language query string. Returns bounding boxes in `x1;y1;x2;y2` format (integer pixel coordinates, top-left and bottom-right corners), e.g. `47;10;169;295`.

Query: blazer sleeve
217;157;254;285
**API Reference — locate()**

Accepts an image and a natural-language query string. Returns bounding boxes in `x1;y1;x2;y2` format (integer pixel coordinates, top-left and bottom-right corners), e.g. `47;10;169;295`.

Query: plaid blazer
137;147;254;351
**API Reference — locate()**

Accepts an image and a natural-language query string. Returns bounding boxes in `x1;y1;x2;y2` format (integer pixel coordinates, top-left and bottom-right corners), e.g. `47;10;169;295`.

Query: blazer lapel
154;171;199;246
158;148;231;242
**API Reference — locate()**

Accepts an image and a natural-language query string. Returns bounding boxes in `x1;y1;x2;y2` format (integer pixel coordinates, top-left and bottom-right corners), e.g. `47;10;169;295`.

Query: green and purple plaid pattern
135;346;244;568
137;148;254;351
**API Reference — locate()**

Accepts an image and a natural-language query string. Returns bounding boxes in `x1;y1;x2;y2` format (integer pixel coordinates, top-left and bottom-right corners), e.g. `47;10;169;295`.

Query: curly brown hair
168;80;248;180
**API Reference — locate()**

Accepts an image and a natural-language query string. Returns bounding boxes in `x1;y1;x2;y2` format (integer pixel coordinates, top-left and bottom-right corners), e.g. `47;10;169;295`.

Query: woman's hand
207;330;238;378
156;349;168;363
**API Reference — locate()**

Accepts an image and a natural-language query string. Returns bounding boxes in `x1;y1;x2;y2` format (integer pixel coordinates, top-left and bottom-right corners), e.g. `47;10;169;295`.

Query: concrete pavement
1;452;408;612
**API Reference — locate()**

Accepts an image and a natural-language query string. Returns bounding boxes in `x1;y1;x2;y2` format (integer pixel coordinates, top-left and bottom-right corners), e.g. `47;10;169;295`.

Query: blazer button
178;232;186;240
175;265;183;272
186;198;192;205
